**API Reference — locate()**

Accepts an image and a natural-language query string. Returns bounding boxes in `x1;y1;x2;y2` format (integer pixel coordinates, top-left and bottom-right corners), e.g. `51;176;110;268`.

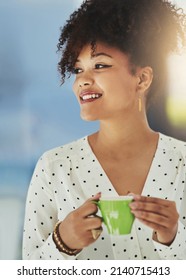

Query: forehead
76;42;130;62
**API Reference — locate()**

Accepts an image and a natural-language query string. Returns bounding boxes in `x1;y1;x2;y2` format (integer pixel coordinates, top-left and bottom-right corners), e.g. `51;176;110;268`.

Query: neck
88;114;158;159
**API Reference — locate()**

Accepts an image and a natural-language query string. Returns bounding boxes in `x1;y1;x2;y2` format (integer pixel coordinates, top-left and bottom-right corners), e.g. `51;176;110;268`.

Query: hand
58;193;102;250
130;194;179;245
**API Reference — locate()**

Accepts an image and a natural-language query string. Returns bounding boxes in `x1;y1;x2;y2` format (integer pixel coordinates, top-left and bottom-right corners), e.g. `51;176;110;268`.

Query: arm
22;156;71;259
130;194;186;259
130;195;179;245
22;155;102;260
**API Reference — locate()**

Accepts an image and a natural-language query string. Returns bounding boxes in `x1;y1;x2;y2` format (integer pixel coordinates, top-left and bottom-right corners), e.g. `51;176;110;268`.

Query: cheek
118;75;137;95
108;77;133;95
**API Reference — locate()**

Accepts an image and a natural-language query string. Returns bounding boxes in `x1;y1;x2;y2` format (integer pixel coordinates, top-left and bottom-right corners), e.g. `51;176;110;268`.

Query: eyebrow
76;52;112;62
91;52;113;58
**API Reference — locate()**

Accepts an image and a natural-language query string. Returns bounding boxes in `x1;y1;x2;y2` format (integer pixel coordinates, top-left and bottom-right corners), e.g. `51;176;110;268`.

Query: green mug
95;196;135;235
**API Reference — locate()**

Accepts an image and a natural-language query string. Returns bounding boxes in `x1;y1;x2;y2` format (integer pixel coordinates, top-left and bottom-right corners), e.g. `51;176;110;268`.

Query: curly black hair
57;0;186;105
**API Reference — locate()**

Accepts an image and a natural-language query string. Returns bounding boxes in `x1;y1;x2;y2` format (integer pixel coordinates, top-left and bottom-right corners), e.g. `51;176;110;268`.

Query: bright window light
166;52;186;126
165;0;186;126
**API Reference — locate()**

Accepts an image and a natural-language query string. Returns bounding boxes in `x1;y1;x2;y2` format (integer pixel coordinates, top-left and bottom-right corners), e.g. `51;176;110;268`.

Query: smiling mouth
80;93;102;103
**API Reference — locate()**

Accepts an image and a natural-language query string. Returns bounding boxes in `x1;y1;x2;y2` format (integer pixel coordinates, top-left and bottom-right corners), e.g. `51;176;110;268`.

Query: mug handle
91;200;105;223
92;200;100;208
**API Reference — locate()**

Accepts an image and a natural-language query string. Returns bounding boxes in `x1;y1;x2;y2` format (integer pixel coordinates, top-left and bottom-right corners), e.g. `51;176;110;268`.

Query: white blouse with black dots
22;133;186;260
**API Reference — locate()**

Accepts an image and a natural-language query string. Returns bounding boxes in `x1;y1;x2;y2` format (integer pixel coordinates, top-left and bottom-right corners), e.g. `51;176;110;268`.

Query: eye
72;67;83;74
95;64;112;69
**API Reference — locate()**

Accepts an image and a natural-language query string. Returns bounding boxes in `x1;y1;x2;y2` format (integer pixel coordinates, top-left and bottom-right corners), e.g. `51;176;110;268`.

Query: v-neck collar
83;133;162;196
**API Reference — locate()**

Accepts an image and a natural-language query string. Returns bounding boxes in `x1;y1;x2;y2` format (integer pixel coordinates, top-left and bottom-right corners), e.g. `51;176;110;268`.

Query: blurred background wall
0;0;185;259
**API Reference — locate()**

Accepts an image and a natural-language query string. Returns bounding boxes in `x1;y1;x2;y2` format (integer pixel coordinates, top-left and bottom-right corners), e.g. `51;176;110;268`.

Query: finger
132;194;172;207
85;216;103;230
88;192;102;202
77;202;98;218
76;193;101;217
130;201;169;218
130;198;178;220
136;217;167;231
81;193;102;216
131;209;172;228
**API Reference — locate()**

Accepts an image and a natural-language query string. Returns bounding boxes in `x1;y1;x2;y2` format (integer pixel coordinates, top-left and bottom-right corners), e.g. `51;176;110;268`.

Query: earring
138;96;142;112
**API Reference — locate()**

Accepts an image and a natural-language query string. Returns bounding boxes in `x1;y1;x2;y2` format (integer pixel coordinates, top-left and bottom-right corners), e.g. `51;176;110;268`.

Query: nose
77;71;94;88
79;81;90;87
73;70;94;94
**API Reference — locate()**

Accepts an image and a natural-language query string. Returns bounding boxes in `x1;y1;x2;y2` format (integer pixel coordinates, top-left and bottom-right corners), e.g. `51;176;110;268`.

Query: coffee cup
95;196;135;235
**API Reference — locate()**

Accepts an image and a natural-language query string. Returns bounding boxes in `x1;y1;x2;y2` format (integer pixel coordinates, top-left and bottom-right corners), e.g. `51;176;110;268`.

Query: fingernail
130;202;137;209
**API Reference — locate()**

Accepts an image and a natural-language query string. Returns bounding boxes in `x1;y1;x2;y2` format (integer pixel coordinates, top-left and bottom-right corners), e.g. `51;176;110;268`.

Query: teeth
82;94;100;100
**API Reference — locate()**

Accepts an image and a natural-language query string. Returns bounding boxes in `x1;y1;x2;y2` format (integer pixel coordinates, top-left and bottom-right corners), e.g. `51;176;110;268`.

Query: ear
136;66;153;95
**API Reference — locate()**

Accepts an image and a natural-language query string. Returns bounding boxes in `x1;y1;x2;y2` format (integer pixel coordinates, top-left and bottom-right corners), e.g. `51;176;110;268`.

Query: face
72;42;141;121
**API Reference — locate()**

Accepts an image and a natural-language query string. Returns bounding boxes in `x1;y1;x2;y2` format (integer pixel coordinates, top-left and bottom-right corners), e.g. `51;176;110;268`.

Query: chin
80;113;99;122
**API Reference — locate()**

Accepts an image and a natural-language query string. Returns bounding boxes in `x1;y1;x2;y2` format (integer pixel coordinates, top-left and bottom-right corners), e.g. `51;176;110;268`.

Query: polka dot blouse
22;133;186;260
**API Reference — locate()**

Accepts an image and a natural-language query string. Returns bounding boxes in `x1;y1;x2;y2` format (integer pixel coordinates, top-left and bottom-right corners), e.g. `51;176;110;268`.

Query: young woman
23;0;186;260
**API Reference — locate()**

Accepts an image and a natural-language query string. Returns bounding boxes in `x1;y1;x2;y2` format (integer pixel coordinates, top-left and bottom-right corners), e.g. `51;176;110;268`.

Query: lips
79;91;102;103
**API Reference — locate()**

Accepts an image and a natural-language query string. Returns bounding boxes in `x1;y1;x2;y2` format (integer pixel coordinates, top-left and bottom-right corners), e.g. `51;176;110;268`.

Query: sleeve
153;220;186;259
22;155;79;260
153;156;186;260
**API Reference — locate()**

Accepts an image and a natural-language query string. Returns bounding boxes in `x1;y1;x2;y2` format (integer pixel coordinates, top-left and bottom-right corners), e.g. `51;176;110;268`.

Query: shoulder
159;133;186;158
40;136;88;165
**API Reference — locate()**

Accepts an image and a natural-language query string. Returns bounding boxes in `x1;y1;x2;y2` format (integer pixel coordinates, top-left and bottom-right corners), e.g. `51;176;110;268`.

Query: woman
23;0;186;260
